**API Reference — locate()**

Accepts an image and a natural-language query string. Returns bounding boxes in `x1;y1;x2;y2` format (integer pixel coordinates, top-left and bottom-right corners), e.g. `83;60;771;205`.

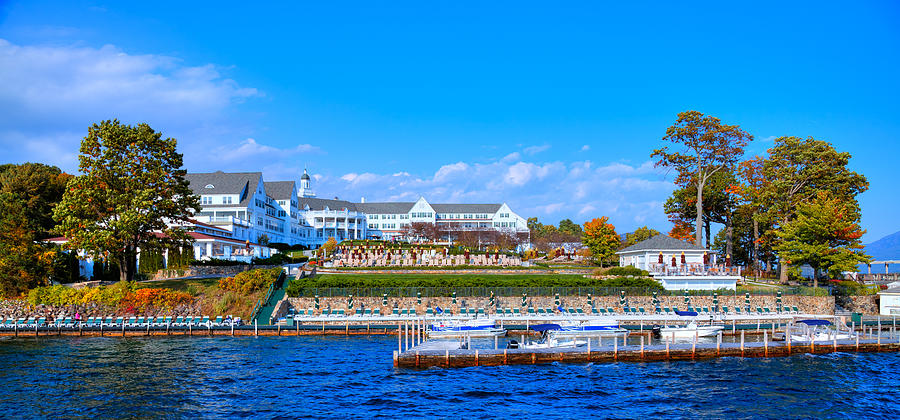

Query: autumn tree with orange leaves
774;191;870;288
582;217;620;267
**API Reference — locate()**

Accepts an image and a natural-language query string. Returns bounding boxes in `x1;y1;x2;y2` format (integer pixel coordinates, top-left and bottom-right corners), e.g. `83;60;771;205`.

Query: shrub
118;288;192;311
190;259;248;267
606;266;650;277
218;268;281;295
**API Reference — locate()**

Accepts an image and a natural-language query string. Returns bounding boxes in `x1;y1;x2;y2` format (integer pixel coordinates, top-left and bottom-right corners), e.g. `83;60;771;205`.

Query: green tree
623;226;660;248
759;136;868;282
0;163;72;237
53;120;200;282
652;111;752;247
582;217;620;267
0;192;54;296
774;192;870;287
558;219;583;236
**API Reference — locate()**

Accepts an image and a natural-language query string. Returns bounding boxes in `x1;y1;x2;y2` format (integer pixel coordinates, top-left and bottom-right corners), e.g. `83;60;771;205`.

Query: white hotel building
185;170;529;250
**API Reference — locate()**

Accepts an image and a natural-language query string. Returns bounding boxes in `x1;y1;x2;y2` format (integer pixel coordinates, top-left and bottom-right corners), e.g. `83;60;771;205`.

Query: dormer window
205;184;215;189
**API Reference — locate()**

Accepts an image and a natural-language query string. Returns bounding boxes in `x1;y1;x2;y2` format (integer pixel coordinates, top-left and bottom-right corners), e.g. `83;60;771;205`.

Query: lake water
1;335;898;418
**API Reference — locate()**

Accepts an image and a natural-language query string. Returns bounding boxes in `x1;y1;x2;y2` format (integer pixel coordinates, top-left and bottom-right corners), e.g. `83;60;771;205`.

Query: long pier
394;338;900;368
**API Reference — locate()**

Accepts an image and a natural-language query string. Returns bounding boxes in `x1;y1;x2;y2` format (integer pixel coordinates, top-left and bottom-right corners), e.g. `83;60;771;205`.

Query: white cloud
581;145;590;151
0;39;261;171
216;138;319;162
523;144;551;155
500;152;521;163
295;157;675;232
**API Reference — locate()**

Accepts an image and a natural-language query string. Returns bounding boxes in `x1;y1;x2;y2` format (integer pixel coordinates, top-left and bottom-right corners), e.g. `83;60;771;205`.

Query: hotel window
201;196;212;205
223;196;233;204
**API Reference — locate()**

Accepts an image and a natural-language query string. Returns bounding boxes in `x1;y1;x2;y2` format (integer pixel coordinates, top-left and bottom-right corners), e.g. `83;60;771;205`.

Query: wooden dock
394;336;900;368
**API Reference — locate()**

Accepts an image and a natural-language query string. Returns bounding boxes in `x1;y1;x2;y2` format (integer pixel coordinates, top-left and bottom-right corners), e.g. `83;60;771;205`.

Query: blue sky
1;1;898;242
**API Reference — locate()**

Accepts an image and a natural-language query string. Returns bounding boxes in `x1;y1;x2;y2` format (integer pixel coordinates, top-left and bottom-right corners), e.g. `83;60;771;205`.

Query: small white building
878;287;900;315
616;235;741;291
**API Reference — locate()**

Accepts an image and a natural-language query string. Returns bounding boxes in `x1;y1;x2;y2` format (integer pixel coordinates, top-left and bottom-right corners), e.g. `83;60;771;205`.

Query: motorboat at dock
772;319;855;342
427;318;506;338
552;318;628;337
654;311;724;339
520;324;589;349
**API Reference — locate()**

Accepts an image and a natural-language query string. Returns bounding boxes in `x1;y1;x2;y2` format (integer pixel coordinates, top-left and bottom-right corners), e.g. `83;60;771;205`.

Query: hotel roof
264;181;296;200
185;171;260;206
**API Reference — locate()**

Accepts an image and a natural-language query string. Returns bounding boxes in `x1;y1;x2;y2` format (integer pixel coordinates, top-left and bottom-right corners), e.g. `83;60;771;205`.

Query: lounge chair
756;307;764;315
469;308;477;316
164;316;173;325
366;308;374;316
514;308;521;315
793;306;800;313
410;309;417;316
567;308;577;315
136;316;146;327
537;308;546;315
663;307;671;315
592;307;600;315
734;307;741;315
37;317;46;327
214;316;224;326
336;309;345;316
373;308;381;316
477;308;485;316
607;307;616;315
763;307;771;314
598;308;607;315
722;306;729;314
392;308;400;316
528;307;536;315
576;308;585;315
639;307;646;315
174;316;184;326
400;308;408;317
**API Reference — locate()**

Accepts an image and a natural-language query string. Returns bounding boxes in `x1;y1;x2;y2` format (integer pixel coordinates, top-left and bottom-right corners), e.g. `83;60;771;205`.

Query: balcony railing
649;263;742;277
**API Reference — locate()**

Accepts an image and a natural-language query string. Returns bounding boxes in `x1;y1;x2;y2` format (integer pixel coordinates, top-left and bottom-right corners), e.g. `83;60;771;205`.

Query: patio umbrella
658;253;664;264
726;254;732;267
671;256;677;267
680;252;686;265
522;293;527;307
489;291;495;307
348;294;353;310
745;292;750;310
684;289;689;304
776;290;782;310
382;293;388;306
315;295;320;310
417;292;422;305
452;291;457;305
713;292;719;312
703;252;709;266
554;293;560;307
620;290;626;307
587;293;593;307
652;291;658;308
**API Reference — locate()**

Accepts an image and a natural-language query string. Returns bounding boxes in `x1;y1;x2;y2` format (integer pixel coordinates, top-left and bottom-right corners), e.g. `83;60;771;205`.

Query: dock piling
764;331;768;357
740;330;745;355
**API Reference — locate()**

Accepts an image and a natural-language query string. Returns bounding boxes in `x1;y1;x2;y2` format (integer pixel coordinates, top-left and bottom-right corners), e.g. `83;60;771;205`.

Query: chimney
361;197;366;203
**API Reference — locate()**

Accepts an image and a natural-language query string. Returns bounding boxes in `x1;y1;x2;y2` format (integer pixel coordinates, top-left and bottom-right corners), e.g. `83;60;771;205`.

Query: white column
194;244;202;260
206;242;213;258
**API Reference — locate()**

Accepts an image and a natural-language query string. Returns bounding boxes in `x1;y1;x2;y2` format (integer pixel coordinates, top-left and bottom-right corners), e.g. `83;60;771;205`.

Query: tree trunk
779;262;789;284
705;220;712;250
725;211;733;260
813;267;819;289
695;181;704;247
119;246;137;282
752;217;760;279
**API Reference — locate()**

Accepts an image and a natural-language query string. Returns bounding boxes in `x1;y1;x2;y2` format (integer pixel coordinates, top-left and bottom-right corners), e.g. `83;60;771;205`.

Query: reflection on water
1;335;899;418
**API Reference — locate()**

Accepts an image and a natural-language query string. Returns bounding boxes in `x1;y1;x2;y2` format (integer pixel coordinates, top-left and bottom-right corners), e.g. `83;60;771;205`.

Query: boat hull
660;326;723;338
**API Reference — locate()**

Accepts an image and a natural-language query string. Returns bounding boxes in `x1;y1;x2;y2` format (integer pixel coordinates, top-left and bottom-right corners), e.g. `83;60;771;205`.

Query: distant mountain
864;230;900;260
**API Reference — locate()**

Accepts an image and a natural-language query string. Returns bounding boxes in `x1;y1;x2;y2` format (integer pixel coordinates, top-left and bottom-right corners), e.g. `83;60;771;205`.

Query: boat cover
530;324;562;332
797;319;832;326
674;310;699;316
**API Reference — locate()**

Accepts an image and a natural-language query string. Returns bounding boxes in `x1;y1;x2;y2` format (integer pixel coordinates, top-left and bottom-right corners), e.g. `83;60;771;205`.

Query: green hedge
606;266;650;276
286;274;663;297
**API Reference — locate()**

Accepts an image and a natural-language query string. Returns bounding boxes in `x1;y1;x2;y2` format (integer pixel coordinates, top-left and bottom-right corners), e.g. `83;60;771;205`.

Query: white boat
656;311;723;339
553;319;628;337
775;319;855;342
428;318;506;338
521;324;588;349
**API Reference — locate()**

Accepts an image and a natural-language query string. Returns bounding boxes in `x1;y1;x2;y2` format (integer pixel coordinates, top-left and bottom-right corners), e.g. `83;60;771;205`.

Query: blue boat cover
674;310;698;316
531;324;562;332
797;319;832;326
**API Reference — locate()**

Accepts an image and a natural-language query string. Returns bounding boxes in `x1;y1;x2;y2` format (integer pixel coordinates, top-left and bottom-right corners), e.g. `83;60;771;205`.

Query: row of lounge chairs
290;304;805;318
0;315;241;329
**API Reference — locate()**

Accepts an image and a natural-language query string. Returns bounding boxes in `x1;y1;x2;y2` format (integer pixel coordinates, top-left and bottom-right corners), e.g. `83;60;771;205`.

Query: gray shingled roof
299;197;357;211
264;181;296;200
616;234;708;253
355;202;415;214
431;203;502;213
185;171;260;207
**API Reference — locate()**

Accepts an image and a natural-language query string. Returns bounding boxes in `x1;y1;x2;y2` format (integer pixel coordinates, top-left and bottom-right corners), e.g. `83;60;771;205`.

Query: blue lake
1;335;898;418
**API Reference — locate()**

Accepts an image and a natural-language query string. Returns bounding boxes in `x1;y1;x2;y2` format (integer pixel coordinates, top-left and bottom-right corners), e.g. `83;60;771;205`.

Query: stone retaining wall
152;265;281;280
287;295;837;315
